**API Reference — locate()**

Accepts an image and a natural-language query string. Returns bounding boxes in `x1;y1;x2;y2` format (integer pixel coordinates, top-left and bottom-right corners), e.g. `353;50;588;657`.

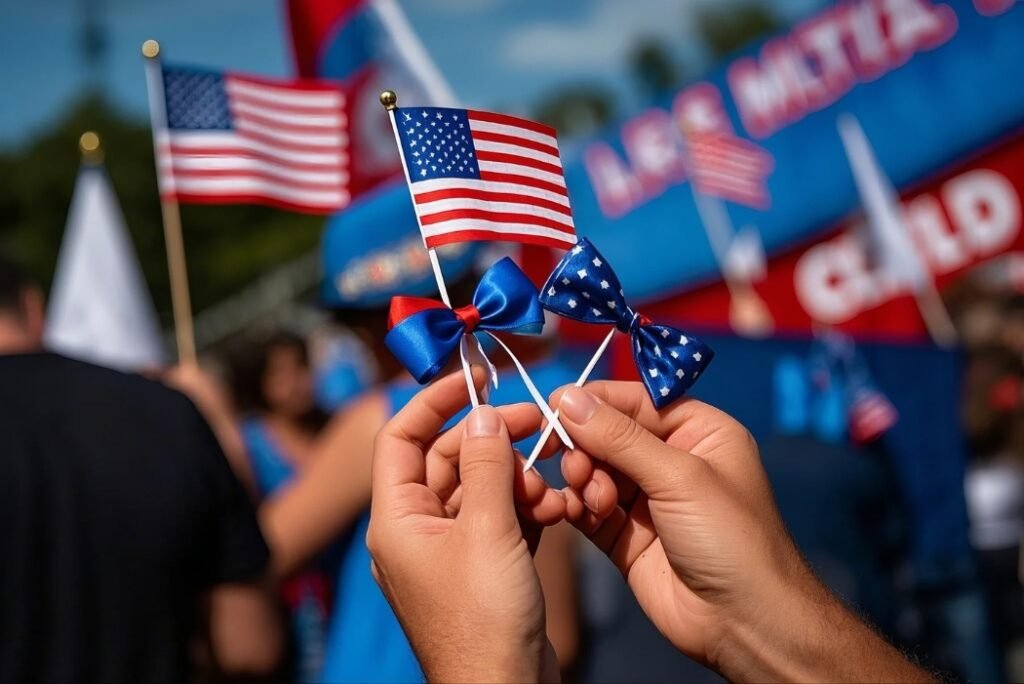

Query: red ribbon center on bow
453;303;481;332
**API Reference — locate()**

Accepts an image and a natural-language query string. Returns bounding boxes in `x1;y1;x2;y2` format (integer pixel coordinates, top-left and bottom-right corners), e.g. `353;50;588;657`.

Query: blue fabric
241;420;333;683
539;238;713;408
240;419;295;498
318;356;584;683
385;258;545;384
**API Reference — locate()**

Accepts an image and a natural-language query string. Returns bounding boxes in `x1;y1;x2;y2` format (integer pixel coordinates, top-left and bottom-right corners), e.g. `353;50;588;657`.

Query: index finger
548;380;745;451
373;366;488;497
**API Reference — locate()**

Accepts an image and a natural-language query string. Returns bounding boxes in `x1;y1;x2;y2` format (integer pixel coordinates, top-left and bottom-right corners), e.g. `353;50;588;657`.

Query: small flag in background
154;65;349;214
848;386;899;444
393;106;577;250
684;130;774;209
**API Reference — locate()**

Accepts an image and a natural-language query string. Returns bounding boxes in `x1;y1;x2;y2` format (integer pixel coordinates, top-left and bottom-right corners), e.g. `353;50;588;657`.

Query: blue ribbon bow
385;257;545;384
539;238;714;409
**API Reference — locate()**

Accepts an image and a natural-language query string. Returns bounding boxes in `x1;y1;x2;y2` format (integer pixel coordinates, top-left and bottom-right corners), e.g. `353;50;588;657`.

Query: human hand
165;362;233;422
551;382;928;683
367;369;565;683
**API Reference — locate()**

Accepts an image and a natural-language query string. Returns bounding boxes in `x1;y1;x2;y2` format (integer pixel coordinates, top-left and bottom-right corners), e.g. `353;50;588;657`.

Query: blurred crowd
6;216;1023;682
955;277;1024;681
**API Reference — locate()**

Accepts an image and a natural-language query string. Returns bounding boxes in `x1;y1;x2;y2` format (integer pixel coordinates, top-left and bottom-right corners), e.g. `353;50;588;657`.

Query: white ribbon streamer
523;327;616;471
482;332;575;450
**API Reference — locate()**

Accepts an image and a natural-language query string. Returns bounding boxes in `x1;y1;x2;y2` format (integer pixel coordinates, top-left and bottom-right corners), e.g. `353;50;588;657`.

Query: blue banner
563;0;1024;303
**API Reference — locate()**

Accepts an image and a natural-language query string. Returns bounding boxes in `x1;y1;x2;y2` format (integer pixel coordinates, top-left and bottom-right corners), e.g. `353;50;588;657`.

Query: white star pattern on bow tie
537;239;713;410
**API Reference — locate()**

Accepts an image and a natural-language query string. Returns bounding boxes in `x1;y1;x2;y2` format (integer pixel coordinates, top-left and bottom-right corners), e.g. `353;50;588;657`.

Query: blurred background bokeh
2;0;1023;682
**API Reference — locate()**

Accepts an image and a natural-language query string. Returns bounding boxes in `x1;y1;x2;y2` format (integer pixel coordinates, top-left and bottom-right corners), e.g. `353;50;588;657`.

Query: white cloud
501;0;702;73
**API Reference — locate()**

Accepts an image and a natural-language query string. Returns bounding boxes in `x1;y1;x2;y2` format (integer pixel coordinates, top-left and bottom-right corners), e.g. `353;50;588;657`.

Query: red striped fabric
158;72;349;214
849;391;898;443
405;108;577;250
686;131;774;209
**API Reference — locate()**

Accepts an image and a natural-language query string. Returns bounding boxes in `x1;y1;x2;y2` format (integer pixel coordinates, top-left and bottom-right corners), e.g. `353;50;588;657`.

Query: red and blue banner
288;0;440;197
562;0;1024;306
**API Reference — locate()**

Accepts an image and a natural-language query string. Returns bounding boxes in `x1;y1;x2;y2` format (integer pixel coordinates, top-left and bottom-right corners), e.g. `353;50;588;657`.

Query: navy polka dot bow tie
539;238;714;409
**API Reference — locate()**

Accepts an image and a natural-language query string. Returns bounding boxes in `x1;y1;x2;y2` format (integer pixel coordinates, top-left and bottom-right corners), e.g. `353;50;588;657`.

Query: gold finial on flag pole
141;37;198;365
79;131;103;165
379;90;398;111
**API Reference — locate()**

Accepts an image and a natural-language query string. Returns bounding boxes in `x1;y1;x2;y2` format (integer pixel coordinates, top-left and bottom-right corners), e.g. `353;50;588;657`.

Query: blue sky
0;0;823;150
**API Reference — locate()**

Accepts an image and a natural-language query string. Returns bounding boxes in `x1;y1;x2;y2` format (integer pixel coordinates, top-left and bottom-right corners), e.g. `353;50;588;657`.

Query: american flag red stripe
156;69;350;214
396;106;577;250
849;391;898;443
686;131;774;209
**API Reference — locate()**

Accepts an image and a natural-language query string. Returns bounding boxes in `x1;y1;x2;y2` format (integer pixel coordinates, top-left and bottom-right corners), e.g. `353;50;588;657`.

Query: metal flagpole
379;90;479;407
142;39;197;365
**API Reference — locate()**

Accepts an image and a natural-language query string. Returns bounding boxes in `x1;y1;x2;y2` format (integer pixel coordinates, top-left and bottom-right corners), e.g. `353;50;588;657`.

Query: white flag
45;164;165;371
837;114;928;291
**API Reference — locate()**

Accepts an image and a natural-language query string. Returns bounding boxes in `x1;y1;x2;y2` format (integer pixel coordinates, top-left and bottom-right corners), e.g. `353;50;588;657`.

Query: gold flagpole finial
79;131;103;164
141;39;160;59
379;90;398;111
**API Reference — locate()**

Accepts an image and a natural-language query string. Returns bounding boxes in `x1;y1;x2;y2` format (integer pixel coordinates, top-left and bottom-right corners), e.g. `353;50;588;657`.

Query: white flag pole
380;90;479;407
837;114;958;348
371;0;458;107
142;39;197;365
523;326;615;471
678;127;773;338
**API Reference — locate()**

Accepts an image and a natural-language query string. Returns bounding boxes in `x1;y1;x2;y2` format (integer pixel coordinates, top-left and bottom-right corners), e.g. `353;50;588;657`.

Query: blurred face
261;344;315;419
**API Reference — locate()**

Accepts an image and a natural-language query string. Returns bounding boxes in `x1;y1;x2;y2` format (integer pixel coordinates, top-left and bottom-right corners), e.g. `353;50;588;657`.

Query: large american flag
685;130;774;209
393;106;577;250
153;65;349;214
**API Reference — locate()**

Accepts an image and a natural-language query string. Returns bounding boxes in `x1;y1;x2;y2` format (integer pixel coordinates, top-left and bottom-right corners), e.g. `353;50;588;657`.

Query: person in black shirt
0;255;282;683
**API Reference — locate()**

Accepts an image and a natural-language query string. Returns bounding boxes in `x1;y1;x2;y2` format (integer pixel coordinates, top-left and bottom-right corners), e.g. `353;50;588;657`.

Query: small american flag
153;65;349;214
848;387;898;444
392;106;577;250
685;131;774;209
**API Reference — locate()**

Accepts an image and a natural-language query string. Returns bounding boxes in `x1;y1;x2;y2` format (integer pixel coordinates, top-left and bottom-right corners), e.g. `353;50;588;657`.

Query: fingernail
560;387;599;424
466;405;502;437
583;480;603;513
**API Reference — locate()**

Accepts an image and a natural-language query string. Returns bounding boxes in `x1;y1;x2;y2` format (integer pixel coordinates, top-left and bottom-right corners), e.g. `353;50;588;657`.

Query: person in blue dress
225;330;338;683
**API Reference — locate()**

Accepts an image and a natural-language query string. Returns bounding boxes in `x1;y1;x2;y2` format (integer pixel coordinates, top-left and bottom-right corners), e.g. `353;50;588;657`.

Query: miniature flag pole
380;90;480;407
142;39;197;366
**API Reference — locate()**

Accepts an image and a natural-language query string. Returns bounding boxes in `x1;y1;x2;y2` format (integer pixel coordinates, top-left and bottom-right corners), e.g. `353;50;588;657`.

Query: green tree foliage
532;85;617;140
629;38;681;101
697;2;781;61
0;97;323;326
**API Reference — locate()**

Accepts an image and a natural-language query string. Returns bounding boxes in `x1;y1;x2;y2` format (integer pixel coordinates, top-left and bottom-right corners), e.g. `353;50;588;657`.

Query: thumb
458;405;517;524
558;387;707;498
